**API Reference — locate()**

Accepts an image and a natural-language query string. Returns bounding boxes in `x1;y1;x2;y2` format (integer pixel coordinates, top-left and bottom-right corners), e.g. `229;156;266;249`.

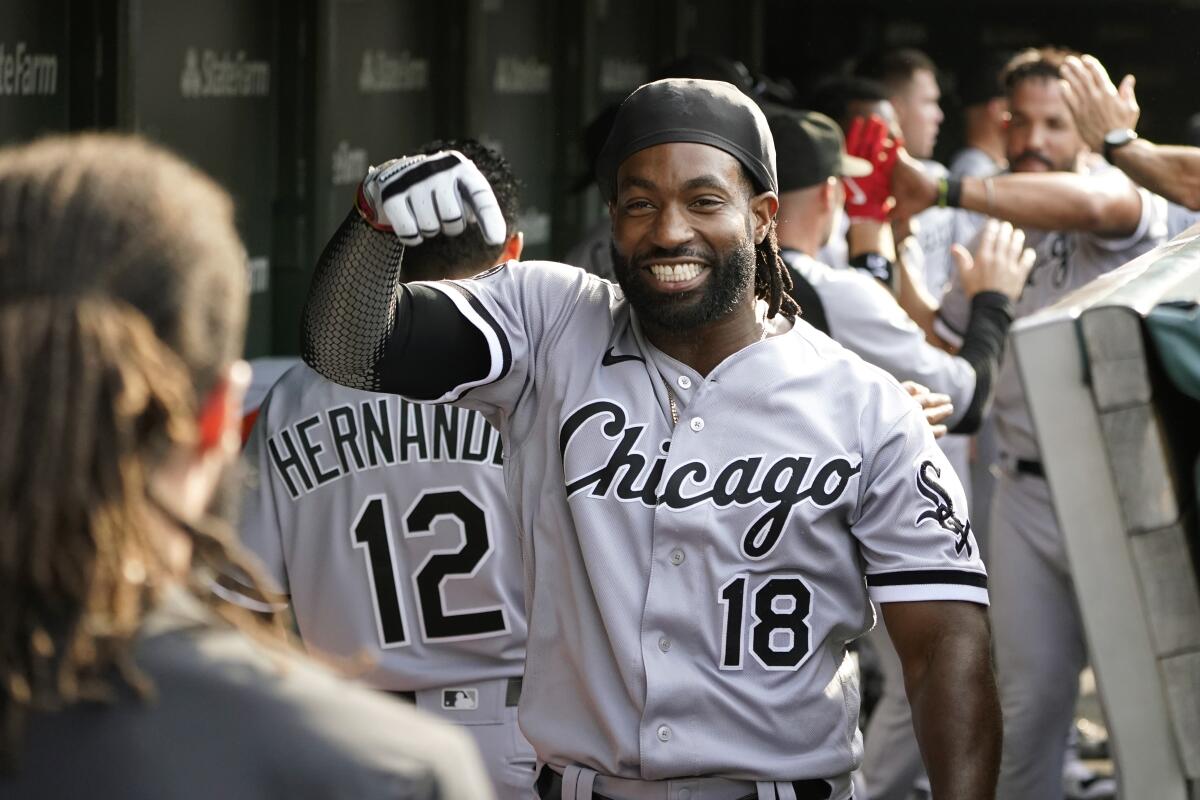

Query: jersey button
656;725;672;742
669;549;685;566
658;636;671;652
677;375;692;390
689;417;704;432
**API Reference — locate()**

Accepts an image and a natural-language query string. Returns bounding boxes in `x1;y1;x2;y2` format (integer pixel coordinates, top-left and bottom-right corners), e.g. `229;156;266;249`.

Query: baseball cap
596;78;777;201
766;109;872;192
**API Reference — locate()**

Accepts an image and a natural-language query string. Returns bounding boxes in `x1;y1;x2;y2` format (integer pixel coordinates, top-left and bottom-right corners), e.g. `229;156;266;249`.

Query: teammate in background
893;47;1168;800
1060;53;1200;233
809;75;900;139
857;48;944;164
237;139;534;800
949;53;1010;180
0;134;492;800
807;75;899;270
770;108;1033;800
944;50;1011;705
770;108;1032;434
302;78;1000;800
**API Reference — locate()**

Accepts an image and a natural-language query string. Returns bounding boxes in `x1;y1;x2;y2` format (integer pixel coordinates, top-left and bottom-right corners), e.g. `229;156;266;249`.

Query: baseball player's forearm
302;209;405;390
960;171;1142;237
301;209;491;398
895;251;941;343
884;601;1002;800
948;292;1013;434
1112;139;1200;211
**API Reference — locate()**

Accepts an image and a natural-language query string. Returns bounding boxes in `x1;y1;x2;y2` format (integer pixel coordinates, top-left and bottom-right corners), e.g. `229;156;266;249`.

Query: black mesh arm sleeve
950;291;1015;434
301;209;490;398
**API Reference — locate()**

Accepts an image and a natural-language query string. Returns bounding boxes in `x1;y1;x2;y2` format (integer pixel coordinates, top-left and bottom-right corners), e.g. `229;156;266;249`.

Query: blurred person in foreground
0;133;493;800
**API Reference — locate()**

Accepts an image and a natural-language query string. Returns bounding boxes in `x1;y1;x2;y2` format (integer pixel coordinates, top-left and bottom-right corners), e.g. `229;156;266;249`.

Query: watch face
1105;129;1135;147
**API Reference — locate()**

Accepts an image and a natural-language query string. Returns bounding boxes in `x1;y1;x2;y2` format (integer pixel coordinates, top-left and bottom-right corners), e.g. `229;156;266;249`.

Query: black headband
596;78;778;201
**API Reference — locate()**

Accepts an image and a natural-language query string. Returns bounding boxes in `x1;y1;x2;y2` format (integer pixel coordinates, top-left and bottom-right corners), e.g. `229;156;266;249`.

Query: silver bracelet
983;176;996;213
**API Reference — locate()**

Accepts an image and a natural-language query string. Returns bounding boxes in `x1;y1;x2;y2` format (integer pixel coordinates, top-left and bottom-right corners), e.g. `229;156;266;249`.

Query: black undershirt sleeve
301;209;491;399
950;291;1015;434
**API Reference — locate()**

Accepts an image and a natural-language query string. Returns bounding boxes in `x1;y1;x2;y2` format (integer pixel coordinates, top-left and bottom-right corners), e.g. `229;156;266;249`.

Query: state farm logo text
180;48;270;98
0;43;57;96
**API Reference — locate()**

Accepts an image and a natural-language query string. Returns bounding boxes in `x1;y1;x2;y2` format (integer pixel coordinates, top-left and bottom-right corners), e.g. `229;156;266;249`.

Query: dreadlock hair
738;164;797;321
754;218;798;320
0;134;287;770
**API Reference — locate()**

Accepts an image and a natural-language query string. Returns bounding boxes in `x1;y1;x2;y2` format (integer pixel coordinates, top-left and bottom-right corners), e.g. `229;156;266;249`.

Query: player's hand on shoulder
951;218;1037;302
357;150;507;247
901;380;952;439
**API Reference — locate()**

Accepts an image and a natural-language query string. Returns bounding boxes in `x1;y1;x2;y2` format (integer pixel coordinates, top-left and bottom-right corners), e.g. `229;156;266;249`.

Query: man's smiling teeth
648;263;703;282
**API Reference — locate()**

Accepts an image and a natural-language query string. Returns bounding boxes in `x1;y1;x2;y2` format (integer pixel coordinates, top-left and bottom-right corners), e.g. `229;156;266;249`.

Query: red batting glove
843;115;901;223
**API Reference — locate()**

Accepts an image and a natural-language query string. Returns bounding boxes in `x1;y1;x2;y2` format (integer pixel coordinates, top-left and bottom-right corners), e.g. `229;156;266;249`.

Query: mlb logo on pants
442;688;479;710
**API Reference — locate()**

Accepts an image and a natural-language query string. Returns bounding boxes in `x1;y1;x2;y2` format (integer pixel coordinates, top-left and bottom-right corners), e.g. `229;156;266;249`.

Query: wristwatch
1102;128;1138;163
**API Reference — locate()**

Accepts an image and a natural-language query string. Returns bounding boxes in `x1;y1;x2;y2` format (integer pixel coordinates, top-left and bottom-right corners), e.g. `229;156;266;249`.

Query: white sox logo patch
559;401;860;560
916;460;972;557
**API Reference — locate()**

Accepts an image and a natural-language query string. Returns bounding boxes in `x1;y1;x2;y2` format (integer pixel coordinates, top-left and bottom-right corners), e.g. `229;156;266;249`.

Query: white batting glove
357;150;506;247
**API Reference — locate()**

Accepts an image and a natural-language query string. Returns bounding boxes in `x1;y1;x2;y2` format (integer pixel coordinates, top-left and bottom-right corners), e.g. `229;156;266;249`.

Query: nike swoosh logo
601;347;645;366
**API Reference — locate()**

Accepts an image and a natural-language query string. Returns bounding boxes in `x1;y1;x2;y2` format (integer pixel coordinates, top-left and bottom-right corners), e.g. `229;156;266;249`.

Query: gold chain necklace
663;377;679;427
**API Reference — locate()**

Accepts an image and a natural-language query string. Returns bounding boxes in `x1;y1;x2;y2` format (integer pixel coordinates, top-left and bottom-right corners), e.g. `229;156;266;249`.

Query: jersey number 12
351;490;508;647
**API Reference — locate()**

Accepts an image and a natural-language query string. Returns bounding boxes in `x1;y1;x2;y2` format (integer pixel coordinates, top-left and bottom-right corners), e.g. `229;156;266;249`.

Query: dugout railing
1013;224;1200;800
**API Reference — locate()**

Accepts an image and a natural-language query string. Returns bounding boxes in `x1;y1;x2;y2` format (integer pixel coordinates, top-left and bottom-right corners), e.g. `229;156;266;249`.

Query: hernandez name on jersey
413;260;987;782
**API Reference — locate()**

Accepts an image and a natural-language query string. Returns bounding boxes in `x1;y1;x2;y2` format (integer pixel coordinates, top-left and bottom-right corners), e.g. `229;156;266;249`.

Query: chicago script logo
916;460;972;557
558;400;861;560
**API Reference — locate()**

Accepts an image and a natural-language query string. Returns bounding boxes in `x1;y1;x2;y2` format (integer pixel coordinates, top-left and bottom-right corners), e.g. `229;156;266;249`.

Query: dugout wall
1014;226;1200;799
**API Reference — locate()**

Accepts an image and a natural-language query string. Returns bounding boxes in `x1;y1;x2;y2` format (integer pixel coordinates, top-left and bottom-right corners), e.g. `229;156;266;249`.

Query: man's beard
610;238;756;330
1010;148;1073;172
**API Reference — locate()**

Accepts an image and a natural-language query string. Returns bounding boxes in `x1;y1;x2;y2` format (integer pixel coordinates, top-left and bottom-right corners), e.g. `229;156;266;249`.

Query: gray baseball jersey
240;362;527;691
948;146;1003;181
913;160;960;298
781;248;976;428
1167;201;1200;240
936;170;1168;460
324;260;988;783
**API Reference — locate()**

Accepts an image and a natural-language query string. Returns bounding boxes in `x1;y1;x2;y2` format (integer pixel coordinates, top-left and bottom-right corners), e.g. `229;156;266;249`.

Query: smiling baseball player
301;79;999;800
239;142;535;800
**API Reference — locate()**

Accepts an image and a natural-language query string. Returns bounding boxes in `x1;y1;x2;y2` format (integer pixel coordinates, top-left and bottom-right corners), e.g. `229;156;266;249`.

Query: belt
535;766;837;800
389;676;522;707
1015;458;1044;478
